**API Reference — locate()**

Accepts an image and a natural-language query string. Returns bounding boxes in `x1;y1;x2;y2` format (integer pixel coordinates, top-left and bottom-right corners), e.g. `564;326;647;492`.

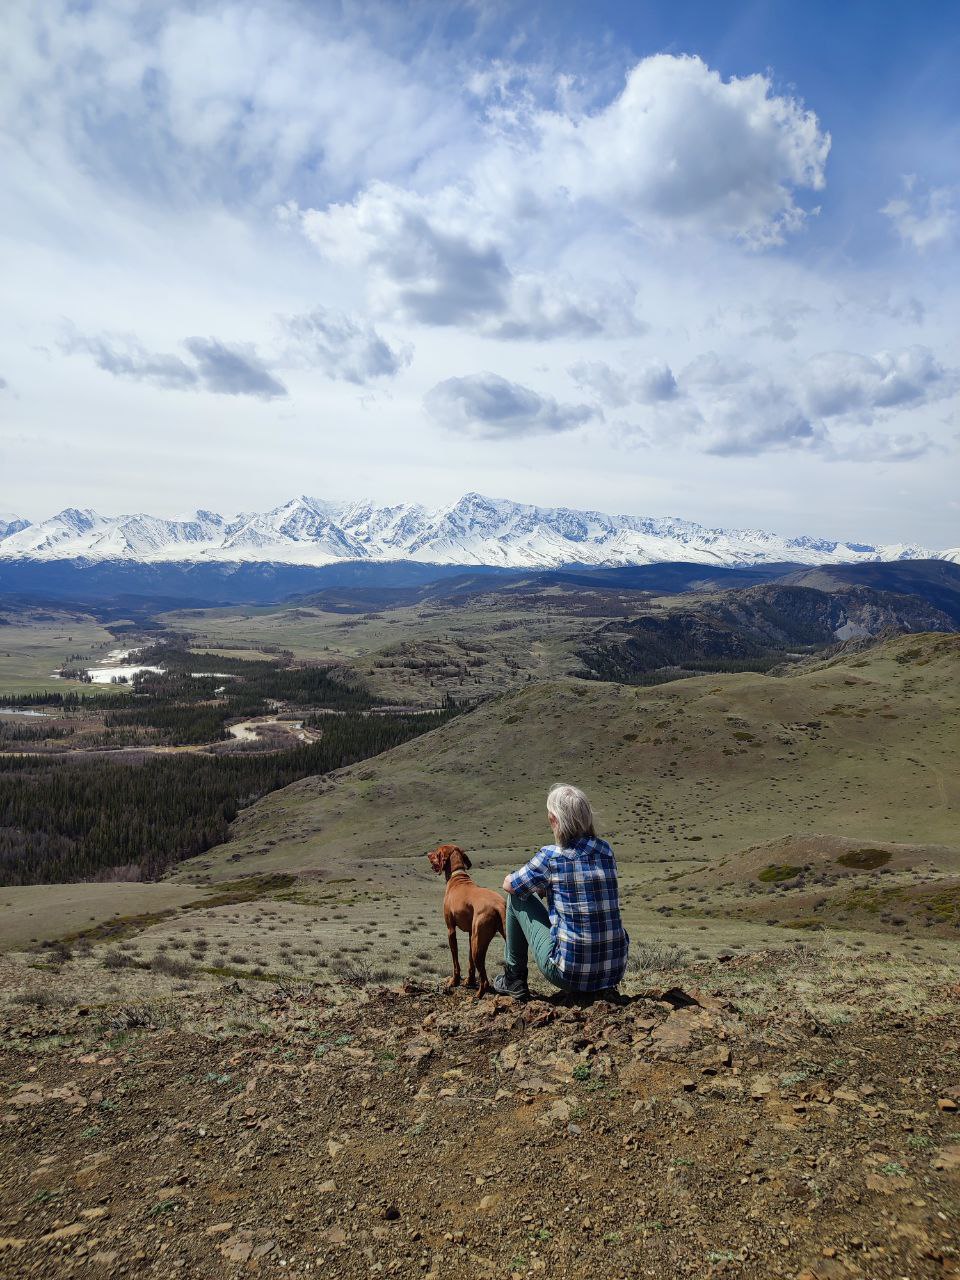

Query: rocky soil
1;956;958;1279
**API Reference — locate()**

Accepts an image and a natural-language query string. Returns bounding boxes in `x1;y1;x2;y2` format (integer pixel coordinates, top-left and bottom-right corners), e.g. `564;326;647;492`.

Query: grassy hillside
0;608;125;697
174;632;960;886
160;593;599;703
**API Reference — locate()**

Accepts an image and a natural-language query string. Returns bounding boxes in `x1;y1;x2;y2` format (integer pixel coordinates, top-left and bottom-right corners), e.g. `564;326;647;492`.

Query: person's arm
502;848;551;897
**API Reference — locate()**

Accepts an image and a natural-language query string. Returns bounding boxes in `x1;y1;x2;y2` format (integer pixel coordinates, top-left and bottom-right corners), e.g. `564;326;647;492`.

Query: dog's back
426;843;505;996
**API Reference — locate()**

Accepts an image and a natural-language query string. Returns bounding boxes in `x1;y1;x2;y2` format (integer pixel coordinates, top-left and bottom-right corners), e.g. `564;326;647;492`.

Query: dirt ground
0;950;957;1280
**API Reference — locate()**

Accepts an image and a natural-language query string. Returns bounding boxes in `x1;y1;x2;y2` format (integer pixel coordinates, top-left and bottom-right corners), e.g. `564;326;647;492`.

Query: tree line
0;706;458;885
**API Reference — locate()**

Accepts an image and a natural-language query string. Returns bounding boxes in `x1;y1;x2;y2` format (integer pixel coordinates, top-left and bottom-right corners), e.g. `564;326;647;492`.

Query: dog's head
426;843;471;875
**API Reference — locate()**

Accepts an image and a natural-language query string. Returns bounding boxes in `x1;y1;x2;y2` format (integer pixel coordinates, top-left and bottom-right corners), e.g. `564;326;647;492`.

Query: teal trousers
503;893;571;990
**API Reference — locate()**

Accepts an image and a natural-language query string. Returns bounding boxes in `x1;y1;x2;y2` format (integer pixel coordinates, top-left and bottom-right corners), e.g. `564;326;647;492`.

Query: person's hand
502;874;514;894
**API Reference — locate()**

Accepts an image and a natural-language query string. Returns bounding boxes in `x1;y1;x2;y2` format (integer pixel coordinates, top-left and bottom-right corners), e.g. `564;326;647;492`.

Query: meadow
0;607;127;698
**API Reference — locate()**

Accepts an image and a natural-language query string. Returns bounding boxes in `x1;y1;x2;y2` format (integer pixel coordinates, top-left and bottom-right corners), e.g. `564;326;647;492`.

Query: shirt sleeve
508;847;552;897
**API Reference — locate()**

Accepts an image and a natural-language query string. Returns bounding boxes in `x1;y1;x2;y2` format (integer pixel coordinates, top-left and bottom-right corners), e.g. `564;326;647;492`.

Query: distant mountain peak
0;493;946;570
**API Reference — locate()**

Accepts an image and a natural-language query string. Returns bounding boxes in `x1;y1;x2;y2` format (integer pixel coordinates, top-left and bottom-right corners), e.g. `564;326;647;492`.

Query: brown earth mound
1;967;958;1280
676;834;959;890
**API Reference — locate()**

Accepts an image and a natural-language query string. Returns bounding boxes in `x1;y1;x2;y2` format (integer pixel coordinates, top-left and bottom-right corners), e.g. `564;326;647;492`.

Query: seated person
494;783;629;1000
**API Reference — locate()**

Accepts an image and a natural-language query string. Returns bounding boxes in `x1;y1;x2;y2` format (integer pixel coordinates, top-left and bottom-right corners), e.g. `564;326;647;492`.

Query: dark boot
493;965;530;1000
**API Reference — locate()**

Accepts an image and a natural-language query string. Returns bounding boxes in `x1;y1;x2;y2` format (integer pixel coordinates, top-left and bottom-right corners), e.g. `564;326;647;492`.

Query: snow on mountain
221;496;368;562
0;493;948;569
0;507;108;557
0;515;30;541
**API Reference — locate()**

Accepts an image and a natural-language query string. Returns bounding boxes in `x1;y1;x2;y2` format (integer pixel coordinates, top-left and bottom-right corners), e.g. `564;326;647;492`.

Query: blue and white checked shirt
508;836;629;991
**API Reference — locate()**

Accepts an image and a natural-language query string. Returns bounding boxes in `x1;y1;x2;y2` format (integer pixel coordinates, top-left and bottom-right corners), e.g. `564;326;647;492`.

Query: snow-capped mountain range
0;495;955;569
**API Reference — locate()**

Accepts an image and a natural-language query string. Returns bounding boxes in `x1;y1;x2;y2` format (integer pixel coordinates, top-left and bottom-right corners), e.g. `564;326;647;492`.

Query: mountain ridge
0;492;952;569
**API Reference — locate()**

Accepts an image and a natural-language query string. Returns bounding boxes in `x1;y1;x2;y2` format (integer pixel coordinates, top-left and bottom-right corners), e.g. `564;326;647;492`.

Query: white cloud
570;360;677;407
60;328;287;400
296;184;511;326
424;373;597;437
182;337;286;399
293;186;641;338
483;276;640;340
2;1;463;207
694;376;821;456
519;54;830;246
280;307;411;383
581;345;954;458
882;177;957;251
801;346;955;419
289;52;829;337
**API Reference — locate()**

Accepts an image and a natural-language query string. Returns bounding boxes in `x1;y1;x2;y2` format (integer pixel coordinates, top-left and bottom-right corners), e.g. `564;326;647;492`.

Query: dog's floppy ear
426;846;449;874
445;843;471;870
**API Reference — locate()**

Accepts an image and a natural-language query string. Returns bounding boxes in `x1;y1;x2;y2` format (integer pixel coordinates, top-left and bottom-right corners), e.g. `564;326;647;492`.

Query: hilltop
1;947;958;1279
174;632;960;886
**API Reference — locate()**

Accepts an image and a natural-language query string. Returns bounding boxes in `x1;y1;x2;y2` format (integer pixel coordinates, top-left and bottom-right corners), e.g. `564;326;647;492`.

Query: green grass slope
173;632;960;887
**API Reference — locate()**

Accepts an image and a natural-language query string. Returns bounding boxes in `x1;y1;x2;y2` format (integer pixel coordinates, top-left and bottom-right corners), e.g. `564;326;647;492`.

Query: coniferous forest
0;641;460;886
0;707;457;885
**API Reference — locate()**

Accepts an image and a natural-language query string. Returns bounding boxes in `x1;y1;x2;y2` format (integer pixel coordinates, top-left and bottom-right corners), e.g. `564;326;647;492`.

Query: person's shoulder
588;836;615;857
533;843;562;868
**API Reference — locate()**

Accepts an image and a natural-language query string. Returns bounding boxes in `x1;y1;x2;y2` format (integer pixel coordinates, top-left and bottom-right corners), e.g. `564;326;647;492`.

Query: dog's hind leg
466;932;478;989
445;917;461;989
472;917;495;998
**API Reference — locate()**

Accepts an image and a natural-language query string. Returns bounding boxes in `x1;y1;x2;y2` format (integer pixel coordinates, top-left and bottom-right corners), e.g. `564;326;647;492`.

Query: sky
1;0;958;547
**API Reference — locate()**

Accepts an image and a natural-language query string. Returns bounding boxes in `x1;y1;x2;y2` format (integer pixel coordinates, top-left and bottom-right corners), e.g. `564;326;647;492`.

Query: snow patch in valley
86;664;165;684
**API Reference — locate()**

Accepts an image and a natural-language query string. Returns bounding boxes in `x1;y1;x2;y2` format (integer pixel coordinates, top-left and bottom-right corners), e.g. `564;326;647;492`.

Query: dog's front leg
445;922;461;989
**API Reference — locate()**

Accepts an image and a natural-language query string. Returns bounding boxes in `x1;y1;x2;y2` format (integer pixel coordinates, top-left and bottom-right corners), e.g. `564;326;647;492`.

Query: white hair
547;783;597;847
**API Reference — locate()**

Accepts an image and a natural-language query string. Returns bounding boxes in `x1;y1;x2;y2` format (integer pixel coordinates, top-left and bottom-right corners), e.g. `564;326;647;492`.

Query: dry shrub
327;953;392;987
150;953;195;978
627;940;687;974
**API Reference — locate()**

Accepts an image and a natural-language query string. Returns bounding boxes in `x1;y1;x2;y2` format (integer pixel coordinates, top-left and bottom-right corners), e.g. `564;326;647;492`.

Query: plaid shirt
508;836;629;991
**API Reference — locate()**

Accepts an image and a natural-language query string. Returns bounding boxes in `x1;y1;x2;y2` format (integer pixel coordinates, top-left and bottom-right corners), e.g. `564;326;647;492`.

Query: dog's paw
464;978;478;989
445;976;461;990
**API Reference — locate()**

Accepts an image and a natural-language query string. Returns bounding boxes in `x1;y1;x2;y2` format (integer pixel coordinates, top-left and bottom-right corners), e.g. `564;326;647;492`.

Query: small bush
327;954;392;987
12;990;57;1008
150;953;195;978
41;940;73;964
628;941;687;974
102;948;135;970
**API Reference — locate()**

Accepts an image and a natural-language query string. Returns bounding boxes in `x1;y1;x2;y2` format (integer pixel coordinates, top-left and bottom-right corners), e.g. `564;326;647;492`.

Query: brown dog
426;844;506;998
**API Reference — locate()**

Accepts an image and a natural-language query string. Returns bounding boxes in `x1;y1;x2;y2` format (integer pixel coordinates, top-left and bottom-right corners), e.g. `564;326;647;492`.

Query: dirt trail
0;969;958;1279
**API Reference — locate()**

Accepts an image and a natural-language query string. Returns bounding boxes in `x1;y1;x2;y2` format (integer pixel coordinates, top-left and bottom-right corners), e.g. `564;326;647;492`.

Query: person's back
495;784;630;999
537;835;628;991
